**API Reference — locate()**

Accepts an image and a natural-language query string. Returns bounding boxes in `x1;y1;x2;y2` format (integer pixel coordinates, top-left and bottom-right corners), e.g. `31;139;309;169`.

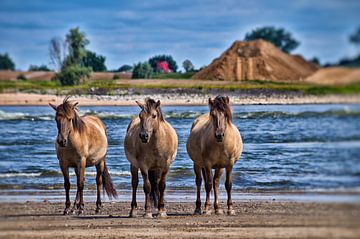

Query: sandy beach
1;92;360;106
0;200;359;238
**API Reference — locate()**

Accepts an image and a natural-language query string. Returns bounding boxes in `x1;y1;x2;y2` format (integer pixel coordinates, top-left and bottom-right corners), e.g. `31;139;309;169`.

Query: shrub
112;74;120;80
16;74;27;80
53;65;90;86
132;62;153;79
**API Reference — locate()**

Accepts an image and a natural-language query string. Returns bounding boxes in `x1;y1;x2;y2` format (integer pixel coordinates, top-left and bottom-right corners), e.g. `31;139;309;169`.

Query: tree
118;64;132;72
349;26;360;46
132;62;152;79
29;64;51;71
0;53;15;70
148;55;178;72
82;50;107;72
182;59;194;72
65;27;89;66
49;37;67;72
53;65;90;86
244;26;300;53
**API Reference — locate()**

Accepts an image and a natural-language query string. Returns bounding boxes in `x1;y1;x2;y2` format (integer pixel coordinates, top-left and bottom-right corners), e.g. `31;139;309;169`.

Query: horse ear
225;96;230;104
135;100;144;110
49;103;57;111
155;100;161;109
208;98;214;107
72;102;79;108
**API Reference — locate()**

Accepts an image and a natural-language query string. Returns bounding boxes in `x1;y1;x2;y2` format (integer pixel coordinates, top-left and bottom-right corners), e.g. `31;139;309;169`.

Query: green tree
29;64;51;71
0;53;15;70
132;62;152;79
82;50;107;72
182;59;194;72
65;27;89;66
118;64;132;72
350;26;360;46
244;26;300;53
53;65;90;86
148;55;178;72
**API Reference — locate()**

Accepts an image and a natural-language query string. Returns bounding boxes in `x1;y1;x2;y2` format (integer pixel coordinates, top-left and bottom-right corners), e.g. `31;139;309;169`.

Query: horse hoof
215;209;224;215
76;209;84;215
227;209;236;216
143;212;153;219
193;209;202;215
63;208;71;215
203;210;212;215
158;211;167;218
95;208;101;214
129;210;138;218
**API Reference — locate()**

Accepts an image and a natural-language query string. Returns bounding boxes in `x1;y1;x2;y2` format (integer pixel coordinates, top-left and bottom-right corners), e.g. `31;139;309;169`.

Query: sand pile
192;40;319;82
305;67;360;85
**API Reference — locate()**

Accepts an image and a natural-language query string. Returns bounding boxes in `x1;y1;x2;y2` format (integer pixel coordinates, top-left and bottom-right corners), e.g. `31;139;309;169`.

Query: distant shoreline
1;92;360;106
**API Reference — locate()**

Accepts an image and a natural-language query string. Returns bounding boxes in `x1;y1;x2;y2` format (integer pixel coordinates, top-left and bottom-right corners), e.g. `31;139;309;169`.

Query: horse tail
149;170;158;207
102;162;118;199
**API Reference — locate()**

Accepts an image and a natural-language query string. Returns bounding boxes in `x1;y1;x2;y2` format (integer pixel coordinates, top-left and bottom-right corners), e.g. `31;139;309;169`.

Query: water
0;104;360;202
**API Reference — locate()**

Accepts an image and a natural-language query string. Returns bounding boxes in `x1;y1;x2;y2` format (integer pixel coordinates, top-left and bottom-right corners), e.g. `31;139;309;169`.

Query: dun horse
187;95;243;215
124;98;178;218
49;96;117;215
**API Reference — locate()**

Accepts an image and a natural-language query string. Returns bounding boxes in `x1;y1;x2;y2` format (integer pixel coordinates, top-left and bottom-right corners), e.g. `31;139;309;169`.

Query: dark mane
59;96;85;133
213;95;232;123
144;97;164;121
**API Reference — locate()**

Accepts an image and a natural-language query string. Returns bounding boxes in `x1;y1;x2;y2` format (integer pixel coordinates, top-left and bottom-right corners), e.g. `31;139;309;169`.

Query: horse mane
61;96;85;133
212;95;232;124
144;97;164;121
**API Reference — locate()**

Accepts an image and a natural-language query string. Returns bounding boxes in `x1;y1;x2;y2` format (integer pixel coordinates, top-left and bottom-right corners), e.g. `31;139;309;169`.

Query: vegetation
16;74;27;80
28;64;51;71
1;78;360;96
82;50;107;72
151;72;193;79
49;37;67;71
0;53;15;70
51;27;91;86
182;59;194;72
349;26;360;47
132;62;153;79
148;55;178;72
117;64;132;72
244;26;300;53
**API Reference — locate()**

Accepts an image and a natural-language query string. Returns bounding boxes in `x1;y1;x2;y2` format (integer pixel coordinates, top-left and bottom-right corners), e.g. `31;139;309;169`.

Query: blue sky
0;0;359;71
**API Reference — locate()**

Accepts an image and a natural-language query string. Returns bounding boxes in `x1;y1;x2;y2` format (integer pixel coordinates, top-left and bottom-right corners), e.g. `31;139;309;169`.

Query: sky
0;0;359;71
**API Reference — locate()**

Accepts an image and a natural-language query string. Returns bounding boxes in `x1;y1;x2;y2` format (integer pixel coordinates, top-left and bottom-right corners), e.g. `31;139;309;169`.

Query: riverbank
0;201;359;238
1;92;360;106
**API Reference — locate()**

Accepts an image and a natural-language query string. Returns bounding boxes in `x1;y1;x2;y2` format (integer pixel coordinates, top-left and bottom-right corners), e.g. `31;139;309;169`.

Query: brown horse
187;95;243;215
49;96;117;215
124;98;178;218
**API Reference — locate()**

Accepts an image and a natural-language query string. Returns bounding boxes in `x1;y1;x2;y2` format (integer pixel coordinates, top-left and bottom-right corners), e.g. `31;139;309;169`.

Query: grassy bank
1;78;360;95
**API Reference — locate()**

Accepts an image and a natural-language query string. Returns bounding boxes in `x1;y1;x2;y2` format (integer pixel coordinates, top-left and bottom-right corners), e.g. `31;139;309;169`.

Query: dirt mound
305;67;360;85
192;40;319;82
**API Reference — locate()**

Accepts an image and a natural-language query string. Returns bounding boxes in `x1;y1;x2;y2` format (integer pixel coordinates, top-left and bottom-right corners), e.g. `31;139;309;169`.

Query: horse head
208;95;232;142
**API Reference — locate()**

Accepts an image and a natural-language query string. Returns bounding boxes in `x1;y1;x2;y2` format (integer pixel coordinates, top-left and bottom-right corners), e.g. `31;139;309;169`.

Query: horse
124;98;178;218
187;95;243;215
49;96;117;215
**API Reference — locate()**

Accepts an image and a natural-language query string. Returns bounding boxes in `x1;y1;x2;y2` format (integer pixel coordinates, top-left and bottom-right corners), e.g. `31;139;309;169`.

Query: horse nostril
139;132;149;140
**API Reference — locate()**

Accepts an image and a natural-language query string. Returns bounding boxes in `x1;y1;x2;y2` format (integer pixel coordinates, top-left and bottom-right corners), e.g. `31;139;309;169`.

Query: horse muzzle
215;133;224;142
139;132;149;143
57;138;68;147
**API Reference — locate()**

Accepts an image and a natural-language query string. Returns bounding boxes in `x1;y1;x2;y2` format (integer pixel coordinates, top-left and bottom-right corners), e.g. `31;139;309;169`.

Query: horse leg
157;169;168;218
203;166;212;215
71;167;79;213
213;168;224;215
193;164;202;215
225;165;235;215
95;160;104;214
129;164;139;218
140;169;152;218
60;164;71;215
149;170;159;208
74;159;86;215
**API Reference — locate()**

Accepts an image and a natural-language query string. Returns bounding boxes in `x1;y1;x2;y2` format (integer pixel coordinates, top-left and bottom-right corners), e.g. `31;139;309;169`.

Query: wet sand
1;92;360;106
0;201;359;238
